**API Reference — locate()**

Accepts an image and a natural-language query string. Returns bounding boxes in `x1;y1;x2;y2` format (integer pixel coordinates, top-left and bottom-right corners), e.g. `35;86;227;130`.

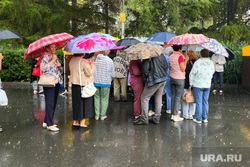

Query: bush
0;47;64;82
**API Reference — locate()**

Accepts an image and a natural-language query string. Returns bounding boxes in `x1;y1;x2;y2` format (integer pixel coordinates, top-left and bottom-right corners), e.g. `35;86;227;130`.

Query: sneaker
33;90;37;94
43;122;57;128
95;117;99;120
188;115;194;120
183;115;189;119
166;109;171;114
47;126;59;132
134;116;141;123
219;90;223;94
171;115;174;120
100;116;107;120
60;90;67;95
193;119;202;124
212;89;217;94
134;120;148;125
148;111;155;117
203;119;208;123
173;116;184;122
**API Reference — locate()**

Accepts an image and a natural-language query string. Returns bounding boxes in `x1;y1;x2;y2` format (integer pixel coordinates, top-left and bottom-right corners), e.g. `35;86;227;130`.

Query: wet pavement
0;82;250;167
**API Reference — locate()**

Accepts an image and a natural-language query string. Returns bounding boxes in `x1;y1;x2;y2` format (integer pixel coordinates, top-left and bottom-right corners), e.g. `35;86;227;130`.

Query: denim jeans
193;87;210;121
170;78;184;115
213;72;223;90
165;79;172;110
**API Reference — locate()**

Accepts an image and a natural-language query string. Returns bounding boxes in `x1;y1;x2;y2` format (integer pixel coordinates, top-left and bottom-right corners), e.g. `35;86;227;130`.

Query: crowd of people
1;41;225;132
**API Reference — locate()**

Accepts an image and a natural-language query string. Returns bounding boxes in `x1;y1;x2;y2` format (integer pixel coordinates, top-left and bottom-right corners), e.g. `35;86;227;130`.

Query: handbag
32;58;42;76
0;89;8;106
183;86;195;103
38;74;55;87
79;59;96;98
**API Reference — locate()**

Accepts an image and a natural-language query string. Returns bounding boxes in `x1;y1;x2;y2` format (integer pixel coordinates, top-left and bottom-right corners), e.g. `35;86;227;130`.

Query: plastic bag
0;89;8;106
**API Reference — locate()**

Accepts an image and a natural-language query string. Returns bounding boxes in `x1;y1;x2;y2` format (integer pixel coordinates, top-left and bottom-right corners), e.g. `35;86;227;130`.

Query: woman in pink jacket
129;60;144;123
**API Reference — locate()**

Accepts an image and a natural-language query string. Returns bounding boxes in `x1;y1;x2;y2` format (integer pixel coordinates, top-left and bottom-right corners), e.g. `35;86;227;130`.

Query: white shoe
148;112;155;117
47;126;59;132
193;119;202;124
43;122;57;128
203;119;208;123
212;90;217;94
33;90;37;94
188;115;194;120
171;115;174;120
173;116;184;122
101;116;107;120
183;115;189;119
166;109;171;114
219;90;223;94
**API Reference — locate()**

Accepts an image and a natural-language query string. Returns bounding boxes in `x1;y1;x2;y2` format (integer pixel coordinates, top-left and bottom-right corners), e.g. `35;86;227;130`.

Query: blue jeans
165;79;172;110
193;87;210;122
213;72;223;90
170;78;184;115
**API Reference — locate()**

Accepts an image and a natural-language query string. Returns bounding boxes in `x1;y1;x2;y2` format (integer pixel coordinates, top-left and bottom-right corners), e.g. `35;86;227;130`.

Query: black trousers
43;84;60;126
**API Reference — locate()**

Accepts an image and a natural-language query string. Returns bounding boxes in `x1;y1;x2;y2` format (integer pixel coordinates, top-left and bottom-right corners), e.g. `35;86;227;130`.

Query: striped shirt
94;54;114;87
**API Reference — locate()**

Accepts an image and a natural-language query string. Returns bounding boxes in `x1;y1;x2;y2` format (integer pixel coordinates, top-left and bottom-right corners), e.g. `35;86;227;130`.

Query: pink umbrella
167;33;210;45
24;33;74;60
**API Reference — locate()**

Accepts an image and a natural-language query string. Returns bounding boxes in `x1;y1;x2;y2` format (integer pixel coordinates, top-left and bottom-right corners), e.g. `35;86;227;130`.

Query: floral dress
40;52;62;85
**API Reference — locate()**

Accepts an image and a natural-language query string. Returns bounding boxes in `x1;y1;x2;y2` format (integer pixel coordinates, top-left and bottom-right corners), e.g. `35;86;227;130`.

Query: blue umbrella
145;32;176;45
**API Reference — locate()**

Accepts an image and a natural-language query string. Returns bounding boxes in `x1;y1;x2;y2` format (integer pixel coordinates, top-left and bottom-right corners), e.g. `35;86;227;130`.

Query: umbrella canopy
146;32;176;45
167;33;210;45
64;35;116;54
0;30;22;40
182;38;229;57
84;32;119;41
24;33;74;60
208;46;234;60
124;43;164;60
116;38;141;47
97;32;120;41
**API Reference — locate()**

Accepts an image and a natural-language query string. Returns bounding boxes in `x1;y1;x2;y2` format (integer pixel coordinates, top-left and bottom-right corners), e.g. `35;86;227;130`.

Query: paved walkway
0;83;250;167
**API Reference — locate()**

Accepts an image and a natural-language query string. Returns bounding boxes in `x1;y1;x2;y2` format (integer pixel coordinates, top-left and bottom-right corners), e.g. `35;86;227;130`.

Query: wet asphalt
0;82;249;167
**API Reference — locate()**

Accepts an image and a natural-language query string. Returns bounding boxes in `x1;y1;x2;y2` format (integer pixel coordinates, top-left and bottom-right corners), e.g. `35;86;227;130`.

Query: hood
96;54;107;60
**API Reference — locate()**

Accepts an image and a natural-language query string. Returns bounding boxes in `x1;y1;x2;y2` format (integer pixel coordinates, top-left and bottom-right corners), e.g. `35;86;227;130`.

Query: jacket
94;54;114;87
184;59;196;89
113;56;129;78
211;54;226;72
69;56;95;86
142;54;168;87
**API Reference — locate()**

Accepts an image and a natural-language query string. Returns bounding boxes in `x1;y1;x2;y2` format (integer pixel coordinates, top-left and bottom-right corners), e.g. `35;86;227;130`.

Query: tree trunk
104;3;109;34
71;0;77;36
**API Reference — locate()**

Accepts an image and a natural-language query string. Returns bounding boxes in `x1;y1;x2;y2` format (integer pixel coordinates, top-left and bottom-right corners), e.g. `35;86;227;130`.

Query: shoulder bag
79;59;96;98
38;62;55;87
183;86;195;103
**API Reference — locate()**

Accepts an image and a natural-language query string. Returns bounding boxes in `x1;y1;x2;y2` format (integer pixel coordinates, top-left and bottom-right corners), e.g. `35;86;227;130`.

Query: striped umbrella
24;33;74;60
167;33;210;45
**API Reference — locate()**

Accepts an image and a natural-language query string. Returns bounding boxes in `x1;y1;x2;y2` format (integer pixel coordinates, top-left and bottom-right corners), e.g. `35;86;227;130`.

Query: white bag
81;82;97;98
79;60;97;98
0;89;8;106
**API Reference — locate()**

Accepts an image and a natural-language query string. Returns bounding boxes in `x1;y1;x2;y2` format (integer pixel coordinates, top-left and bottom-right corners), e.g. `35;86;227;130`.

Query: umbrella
209;46;234;60
124;43;164;60
97;32;120;41
145;32;176;45
0;30;22;40
116;38;141;47
182;38;229;57
167;33;210;45
84;32;119;41
64;35;116;54
24;33;74;60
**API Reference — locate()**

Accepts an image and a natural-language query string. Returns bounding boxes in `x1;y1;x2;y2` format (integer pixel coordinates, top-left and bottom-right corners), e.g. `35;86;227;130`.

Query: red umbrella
24;32;74;60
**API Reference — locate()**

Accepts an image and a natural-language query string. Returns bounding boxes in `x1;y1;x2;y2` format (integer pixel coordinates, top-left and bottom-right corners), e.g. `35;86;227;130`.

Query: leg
202;88;210;120
189;102;196;116
131;80;144;117
166;80;172;110
170;78;176;114
219;72;224;91
94;87;101;118
172;79;185;115
100;87;110;117
113;78;120;101
182;89;189;117
140;84;160;123
193;87;203;122
213;72;218;90
152;82;166;123
121;77;128;101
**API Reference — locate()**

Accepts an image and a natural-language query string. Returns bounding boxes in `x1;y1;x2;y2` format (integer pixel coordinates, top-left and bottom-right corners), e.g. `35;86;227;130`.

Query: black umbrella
209;46;234;61
0;30;22;40
116;38;140;47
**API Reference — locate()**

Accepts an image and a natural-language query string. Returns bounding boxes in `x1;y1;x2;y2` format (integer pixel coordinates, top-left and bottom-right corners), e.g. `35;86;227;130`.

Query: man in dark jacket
135;53;168;125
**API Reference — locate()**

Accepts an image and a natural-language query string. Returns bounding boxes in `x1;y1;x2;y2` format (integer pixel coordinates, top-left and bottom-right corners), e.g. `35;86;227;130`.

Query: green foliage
223;42;247;84
0;47;31;82
220;24;250;43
